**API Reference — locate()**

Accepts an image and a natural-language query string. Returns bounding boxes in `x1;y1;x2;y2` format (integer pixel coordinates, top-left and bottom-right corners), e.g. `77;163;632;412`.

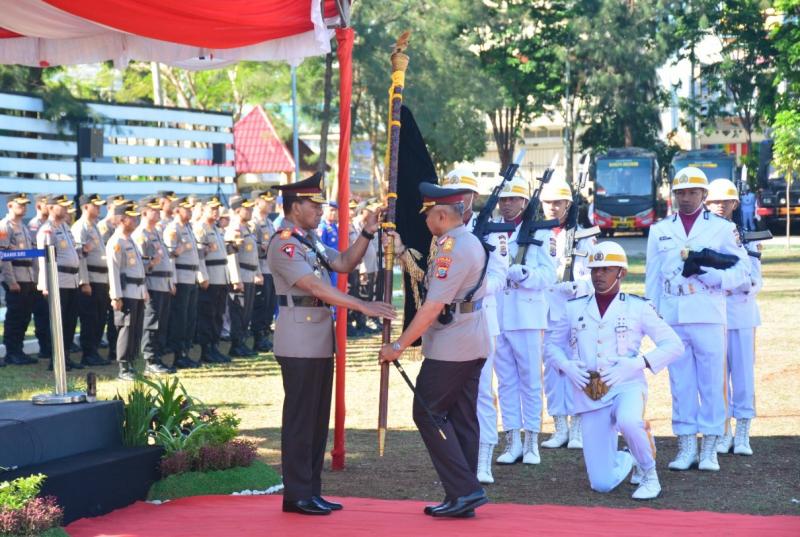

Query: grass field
1;245;798;515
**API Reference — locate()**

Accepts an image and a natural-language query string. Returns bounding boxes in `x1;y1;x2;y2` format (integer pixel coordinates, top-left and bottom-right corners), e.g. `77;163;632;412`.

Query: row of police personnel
0;190;280;379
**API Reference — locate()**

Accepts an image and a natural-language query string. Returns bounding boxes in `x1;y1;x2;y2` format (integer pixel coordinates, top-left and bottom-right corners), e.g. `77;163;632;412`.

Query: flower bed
147;461;282;502
0;475;64;537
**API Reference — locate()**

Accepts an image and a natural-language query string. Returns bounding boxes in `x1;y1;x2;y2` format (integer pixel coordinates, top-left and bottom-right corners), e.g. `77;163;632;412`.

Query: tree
697;0;777;163
351;0;489;181
467;1;566;171
576;0;673;153
772;0;800;112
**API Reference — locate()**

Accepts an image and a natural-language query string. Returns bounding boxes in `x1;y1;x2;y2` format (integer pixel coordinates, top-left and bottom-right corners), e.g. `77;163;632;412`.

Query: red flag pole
331;27;354;471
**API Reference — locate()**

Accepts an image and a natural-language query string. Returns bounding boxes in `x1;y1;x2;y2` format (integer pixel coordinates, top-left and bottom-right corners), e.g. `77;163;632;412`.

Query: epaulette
568;295;591;302
626;293;647;301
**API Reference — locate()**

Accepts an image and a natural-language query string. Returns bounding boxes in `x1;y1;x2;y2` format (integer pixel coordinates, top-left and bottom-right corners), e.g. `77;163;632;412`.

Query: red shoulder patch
281;244;296;258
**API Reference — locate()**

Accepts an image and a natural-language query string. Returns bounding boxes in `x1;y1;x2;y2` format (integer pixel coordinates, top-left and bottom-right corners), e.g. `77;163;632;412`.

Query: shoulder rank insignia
114;243;121;253
441;236;455;252
281;244;295;258
435;256;452;279
279;229;292;240
549;236;557;257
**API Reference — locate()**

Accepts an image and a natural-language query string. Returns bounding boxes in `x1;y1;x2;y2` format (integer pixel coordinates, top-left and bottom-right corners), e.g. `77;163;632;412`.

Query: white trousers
477;337;498;445
726;328;756;420
580;388;656;493
543;323;573;417
668;323;727;436
495;329;543;432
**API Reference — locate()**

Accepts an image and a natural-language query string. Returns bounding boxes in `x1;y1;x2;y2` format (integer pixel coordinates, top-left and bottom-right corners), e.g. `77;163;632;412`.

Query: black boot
210;344;232;363
200;345;221;364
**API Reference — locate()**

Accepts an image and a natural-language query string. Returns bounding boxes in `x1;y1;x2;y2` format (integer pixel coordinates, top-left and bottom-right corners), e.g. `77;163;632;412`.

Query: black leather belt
148;271;171;277
176;263;198;271
58;266;79;274
205;259;227;266
277;295;327;308
122;275;145;285
239;262;257;271
88;265;108;274
11;260;32;267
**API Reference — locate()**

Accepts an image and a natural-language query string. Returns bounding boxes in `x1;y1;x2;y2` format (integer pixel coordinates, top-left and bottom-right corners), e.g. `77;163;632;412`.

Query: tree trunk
624;124;633;147
318;51;335;174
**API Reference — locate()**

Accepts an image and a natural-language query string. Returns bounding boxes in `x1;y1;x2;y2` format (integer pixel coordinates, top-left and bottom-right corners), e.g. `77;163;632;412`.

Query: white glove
697;267;723;287
508;264;529;283
555;281;577;296
600;356;646;388
560;360;590;390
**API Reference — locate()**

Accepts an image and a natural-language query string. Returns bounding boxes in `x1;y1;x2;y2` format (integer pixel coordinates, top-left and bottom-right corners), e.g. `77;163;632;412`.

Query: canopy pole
291;65;300;180
331;27;354;471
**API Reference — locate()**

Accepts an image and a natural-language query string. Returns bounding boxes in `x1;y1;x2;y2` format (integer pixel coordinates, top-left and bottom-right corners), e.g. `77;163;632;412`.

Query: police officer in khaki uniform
1;193;38;365
133;196;176;375
225;195;261;357
27;195;52;360
268;173;395;516
98;194;128;361
107;203;148;381
36;194;90;371
157;191;178;233
72;193;111;366
194;196;231;364
250;190;277;352
379;183;491;519
164;196;208;368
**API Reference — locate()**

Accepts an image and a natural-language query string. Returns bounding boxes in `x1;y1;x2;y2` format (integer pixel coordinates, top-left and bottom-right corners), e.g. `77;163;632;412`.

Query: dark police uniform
0;193;37;365
226;195;259;357
194;197;230;363
164;198;208;368
133;196;176;372
36;195;89;370
266;174;342;513
72;194;110;365
106;203;147;378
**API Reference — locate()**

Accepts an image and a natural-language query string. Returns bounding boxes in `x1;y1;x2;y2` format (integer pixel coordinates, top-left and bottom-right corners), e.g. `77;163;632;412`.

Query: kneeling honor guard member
267;173;395;516
547;242;683;500
380;183;491;519
107;203;148;381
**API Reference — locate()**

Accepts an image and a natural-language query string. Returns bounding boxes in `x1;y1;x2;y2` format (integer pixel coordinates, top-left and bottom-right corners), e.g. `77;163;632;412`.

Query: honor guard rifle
513;154;561;265
734;164;772;259
471;150;525;248
559;153;601;282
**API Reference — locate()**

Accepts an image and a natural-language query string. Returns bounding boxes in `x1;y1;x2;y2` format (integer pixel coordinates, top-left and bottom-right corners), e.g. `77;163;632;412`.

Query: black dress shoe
431;489;488;518
68;360;85;370
69;342;81;354
424;499;451;516
174;357;199;369
81;354;109;367
282;499;331;515
6;353;36;365
156;359;177;373
211;345;232;363
38;352;52;360
312;496;342;511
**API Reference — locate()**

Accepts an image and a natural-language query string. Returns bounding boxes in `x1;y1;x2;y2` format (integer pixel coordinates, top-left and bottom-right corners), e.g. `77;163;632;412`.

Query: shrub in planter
0;496;63;537
160;439;258;477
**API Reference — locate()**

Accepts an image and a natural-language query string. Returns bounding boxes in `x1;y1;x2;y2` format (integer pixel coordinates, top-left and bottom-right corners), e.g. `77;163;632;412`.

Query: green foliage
772;0;800;113
186;411;241;451
140;376;200;431
39;83;103;134
117;380;157;447
152;422;208;456
147;460;281;502
351;0;489;172
772;109;800;177
0;475;45;511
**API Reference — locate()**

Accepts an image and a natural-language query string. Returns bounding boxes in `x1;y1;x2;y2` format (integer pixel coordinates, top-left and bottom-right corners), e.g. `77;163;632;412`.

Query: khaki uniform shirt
1;217;36;285
72;217;108;285
194;221;229;286
97;217;116;244
106;230;147;300
132;224;175;293
225;218;259;285
253;213;276;275
163;219;208;285
421;224;490;362
36;220;88;291
267;220;339;358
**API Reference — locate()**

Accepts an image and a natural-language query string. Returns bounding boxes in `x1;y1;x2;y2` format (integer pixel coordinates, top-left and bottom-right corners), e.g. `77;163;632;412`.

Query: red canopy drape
43;0;339;48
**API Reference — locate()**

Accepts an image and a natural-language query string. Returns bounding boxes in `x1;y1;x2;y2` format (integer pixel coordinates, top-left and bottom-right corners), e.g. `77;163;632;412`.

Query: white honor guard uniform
547;242;683;500
442;168;510;484
705;180;762;456
645;168;749;472
540;178;596;450
493;176;557;465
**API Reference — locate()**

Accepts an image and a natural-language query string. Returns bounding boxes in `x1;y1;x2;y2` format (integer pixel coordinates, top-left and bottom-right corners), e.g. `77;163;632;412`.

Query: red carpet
66;495;799;537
